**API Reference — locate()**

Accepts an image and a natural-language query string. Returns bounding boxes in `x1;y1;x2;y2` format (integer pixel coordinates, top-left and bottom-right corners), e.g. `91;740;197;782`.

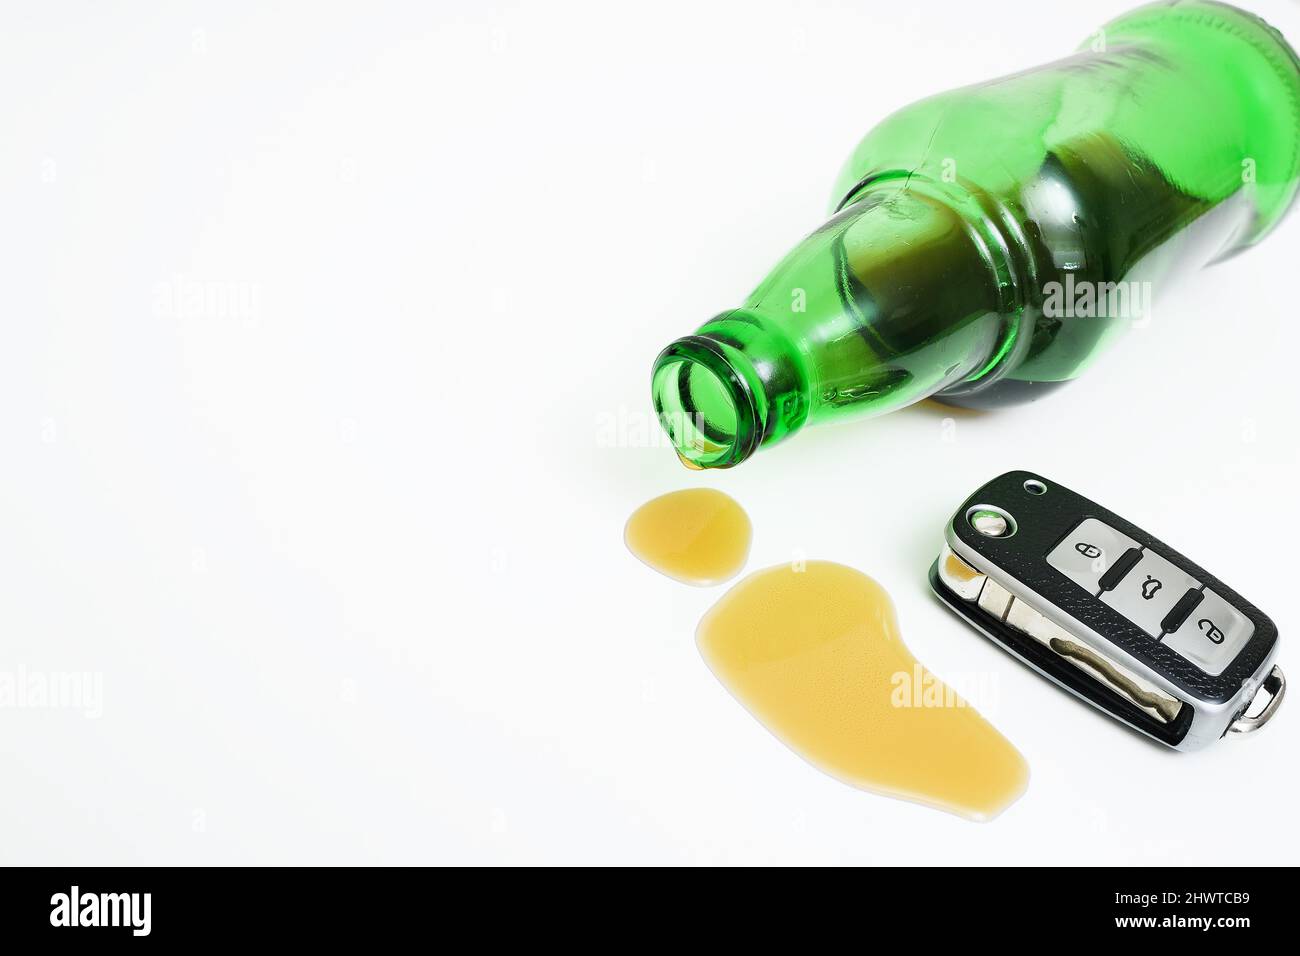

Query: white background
1;0;1296;865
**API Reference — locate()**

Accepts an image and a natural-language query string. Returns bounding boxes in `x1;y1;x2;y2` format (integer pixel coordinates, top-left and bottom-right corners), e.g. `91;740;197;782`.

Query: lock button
1162;589;1255;676
1099;549;1201;638
1046;518;1141;595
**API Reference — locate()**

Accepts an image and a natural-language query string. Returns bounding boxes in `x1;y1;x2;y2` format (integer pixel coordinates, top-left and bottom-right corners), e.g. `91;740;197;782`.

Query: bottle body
652;1;1300;468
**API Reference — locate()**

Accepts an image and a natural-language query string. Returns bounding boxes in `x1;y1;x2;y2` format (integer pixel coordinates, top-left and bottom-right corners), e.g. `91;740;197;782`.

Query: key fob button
1162;589;1255;676
1046;518;1141;595
1099;550;1200;637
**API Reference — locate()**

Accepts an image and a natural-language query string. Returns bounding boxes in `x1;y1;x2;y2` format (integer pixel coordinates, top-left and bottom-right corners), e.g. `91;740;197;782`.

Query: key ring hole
1023;479;1047;496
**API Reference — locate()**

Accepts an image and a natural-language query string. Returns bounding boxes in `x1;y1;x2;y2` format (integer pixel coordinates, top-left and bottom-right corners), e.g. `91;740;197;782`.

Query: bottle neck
651;311;810;469
653;183;1012;468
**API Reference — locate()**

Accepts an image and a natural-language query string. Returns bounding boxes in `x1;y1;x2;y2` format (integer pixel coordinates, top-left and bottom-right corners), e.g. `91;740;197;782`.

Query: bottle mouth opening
651;337;760;469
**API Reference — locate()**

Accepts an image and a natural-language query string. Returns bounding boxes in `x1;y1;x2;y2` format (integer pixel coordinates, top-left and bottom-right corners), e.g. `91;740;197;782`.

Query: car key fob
929;470;1284;751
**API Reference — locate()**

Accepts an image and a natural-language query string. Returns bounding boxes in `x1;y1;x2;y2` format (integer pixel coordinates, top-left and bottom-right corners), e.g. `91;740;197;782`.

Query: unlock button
1163;589;1254;676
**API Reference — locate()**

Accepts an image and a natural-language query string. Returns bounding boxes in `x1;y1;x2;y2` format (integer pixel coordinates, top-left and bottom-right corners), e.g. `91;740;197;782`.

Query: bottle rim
650;336;761;469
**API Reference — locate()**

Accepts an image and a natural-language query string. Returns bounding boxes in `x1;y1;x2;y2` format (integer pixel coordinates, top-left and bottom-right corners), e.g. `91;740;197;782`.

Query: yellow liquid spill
697;561;1028;821
625;488;751;586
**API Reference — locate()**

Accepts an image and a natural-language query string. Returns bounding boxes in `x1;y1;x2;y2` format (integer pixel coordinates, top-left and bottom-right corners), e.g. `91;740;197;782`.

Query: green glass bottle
652;0;1300;468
